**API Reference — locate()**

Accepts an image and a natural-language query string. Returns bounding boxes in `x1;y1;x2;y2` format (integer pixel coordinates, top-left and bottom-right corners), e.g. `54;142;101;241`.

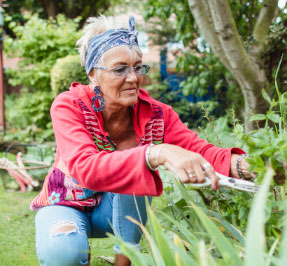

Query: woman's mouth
122;88;137;92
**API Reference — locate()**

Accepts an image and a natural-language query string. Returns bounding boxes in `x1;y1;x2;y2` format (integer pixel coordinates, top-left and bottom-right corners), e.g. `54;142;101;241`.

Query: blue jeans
35;193;151;266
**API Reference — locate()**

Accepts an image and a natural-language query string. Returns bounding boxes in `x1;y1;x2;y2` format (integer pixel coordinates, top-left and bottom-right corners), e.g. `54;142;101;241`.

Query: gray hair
76;15;142;68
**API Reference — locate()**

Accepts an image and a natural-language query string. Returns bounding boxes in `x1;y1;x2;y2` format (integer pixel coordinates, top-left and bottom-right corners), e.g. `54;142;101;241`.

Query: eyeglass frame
93;64;151;77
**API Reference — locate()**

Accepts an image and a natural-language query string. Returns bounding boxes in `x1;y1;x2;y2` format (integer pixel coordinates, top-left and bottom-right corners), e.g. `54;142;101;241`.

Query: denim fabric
35;193;151;266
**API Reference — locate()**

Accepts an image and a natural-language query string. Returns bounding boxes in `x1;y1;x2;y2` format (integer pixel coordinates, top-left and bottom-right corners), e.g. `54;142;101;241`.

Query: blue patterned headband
85;16;139;75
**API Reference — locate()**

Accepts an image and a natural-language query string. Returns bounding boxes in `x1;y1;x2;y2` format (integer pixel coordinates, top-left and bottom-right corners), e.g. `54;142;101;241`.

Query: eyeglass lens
113;65;149;76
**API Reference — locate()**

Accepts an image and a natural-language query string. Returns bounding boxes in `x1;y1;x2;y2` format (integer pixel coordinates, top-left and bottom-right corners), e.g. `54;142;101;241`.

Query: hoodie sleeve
163;105;244;176
51;92;163;196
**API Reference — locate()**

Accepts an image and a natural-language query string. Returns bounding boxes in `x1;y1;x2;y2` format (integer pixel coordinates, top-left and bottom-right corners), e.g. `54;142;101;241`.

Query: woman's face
92;46;143;109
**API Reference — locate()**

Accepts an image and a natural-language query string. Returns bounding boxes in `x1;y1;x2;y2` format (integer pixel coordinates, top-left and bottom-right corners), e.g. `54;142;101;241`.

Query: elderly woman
31;16;251;266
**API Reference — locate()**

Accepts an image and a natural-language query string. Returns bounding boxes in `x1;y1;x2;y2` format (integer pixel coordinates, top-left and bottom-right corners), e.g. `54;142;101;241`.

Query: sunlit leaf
249;114;266;121
146;202;177;266
262;89;272;105
192;203;242;265
244;166;274;266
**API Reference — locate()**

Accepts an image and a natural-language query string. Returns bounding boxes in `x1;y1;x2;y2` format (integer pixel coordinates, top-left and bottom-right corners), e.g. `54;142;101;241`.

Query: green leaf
108;234;148;266
244;166;274;266
126;215;166;266
198;240;217;266
279;211;287;265
249;114;266;121
172;236;196;265
203;209;245;246
266;113;280;123
146;201;177;266
192;204;242;265
262;89;272;105
159;210;198;247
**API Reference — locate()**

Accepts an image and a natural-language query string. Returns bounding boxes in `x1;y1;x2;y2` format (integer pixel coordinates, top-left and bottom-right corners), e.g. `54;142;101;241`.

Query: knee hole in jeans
49;221;81;237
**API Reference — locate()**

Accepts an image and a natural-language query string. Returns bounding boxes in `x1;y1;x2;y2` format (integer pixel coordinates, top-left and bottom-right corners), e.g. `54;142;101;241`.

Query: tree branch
252;0;278;56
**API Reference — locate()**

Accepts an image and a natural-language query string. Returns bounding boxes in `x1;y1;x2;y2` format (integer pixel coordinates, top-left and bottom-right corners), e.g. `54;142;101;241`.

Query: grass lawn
0;174;166;266
0;180;118;266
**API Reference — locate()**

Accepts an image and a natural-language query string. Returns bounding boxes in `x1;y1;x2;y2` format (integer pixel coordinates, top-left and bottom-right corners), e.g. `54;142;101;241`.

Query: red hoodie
30;83;243;211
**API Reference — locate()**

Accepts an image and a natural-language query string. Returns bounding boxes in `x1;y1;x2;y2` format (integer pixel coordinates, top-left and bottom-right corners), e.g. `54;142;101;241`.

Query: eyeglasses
94;64;150;77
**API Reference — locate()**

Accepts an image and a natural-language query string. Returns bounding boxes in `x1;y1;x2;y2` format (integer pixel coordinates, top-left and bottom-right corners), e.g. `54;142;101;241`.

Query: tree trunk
188;0;278;131
235;73;270;131
40;0;57;18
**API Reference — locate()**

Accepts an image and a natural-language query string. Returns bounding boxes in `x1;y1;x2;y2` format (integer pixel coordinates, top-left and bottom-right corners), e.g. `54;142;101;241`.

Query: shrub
51;55;88;95
4;14;82;92
3;14;82;142
5;90;53;129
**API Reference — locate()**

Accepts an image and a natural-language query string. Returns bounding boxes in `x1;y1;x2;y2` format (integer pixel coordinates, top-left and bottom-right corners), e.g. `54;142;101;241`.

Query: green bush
3;14;83;142
4;91;54;142
51;55;88;95
4;14;82;92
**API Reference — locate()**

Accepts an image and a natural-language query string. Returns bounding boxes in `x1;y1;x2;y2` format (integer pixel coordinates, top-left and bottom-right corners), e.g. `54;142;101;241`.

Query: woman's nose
125;68;138;82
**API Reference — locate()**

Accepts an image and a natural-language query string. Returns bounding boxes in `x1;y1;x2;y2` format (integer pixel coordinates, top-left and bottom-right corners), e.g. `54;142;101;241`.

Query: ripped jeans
35;193;151;266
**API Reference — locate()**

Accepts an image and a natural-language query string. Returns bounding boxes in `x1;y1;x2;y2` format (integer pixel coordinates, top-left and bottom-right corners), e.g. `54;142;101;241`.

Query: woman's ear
88;69;97;84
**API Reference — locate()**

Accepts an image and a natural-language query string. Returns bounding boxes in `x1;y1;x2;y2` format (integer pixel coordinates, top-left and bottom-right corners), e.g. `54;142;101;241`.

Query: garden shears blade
188;172;260;193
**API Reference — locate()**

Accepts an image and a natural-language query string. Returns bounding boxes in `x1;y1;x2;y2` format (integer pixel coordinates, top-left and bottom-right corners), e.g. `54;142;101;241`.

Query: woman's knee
35;207;90;266
36;220;89;266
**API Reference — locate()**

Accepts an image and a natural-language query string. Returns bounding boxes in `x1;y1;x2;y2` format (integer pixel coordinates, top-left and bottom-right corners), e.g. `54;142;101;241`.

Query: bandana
85;16;139;75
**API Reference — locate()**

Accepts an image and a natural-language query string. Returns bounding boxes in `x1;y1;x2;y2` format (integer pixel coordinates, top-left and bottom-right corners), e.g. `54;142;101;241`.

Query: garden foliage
3;0;115;37
113;58;287;265
4;91;54;142
51;55;88;95
4;14;81;91
3;14;83;142
142;0;287;126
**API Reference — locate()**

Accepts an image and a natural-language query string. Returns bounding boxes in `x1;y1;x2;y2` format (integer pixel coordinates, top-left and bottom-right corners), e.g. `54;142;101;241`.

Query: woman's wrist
146;143;166;171
230;154;241;178
236;154;250;179
145;144;157;171
230;153;253;179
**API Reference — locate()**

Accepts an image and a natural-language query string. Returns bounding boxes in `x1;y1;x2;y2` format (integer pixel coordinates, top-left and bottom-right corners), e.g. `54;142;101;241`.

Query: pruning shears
188;171;260;193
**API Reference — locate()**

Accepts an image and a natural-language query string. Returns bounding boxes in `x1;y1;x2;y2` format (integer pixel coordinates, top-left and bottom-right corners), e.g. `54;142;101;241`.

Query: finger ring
187;171;196;179
202;162;211;170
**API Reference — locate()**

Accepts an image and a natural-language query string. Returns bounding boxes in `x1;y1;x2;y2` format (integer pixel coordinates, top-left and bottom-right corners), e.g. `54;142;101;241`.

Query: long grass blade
266;238;279;266
192;203;242;265
126;216;166;266
244;166;274;266
173;235;191;266
118;243;148;266
279;208;287;266
159;210;198;248
274;54;284;127
145;202;177;266
198;240;217;266
108;234;149;266
203;208;245;246
166;193;194;228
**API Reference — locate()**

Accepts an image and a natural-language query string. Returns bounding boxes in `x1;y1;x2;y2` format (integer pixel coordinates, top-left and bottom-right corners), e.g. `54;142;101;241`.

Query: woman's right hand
149;144;218;190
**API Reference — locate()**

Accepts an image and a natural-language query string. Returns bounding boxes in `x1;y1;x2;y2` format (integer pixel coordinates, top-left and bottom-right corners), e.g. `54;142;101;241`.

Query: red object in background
0;41;5;131
0;0;5;131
